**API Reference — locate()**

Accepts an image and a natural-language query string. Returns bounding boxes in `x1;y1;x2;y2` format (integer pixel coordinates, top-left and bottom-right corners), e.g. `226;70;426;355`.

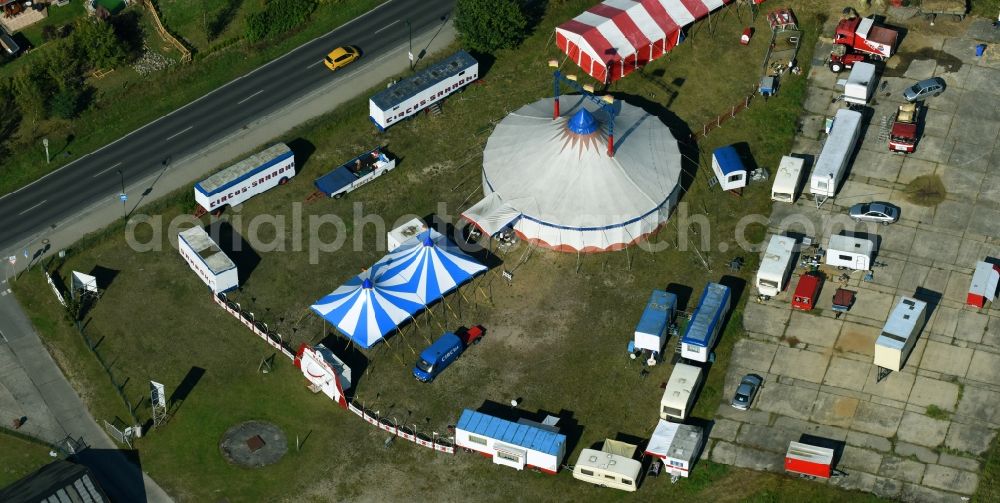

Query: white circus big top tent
464;97;682;253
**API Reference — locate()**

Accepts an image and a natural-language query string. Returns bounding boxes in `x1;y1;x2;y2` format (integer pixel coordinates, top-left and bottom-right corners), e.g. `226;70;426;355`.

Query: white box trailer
842;62;878;105
369;51;478;131
660;363;703;421
634;290;678;355
644;420;704;478
177;226;238;293
680;283;731;363
572;439;642;492
771;155;806;203
756;235;797;297
810;109;862;201
875;297;928;372
825;234;875;270
455;409;567;474
194;143;295;213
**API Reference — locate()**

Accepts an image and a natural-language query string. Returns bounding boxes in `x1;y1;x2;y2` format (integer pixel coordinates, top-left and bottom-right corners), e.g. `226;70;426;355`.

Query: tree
74;18;126;69
12;64;50;121
50;88;83;119
454;0;527;53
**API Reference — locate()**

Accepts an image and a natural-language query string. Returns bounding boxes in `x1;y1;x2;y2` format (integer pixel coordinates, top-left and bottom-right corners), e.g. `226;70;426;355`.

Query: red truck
889;103;920;153
829;15;898;72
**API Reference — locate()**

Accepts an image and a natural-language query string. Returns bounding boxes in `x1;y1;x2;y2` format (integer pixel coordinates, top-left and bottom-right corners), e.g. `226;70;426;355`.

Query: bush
49;88;83;119
244;0;317;42
454;0;527;53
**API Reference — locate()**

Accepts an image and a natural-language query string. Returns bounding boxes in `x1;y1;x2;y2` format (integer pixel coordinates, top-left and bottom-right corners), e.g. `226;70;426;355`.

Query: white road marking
307;59;324;69
164;126;193;142
17;200;47;216
374;19;400;35
92;162;123;178
237;90;264;104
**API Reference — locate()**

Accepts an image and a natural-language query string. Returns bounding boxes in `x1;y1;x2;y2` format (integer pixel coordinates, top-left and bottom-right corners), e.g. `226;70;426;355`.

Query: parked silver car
731;374;763;410
902;77;945;102
848;201;900;225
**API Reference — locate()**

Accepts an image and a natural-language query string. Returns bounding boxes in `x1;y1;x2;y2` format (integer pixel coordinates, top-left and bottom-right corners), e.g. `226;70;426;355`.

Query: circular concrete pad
220;420;287;467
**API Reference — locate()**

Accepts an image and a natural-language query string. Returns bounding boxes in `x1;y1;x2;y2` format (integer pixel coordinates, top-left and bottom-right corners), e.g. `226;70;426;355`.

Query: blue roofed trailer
194;143;295;213
712;145;747;192
680;283;732;363
369;50;478;131
313;147;396;199
633;290;678;358
455;409;567;474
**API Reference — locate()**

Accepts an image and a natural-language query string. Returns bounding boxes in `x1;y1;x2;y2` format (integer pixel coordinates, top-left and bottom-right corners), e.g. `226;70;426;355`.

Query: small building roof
645;419;703;462
878;297;927;350
457;409;566;456
827;234;874;256
635;290;677;336
713;145;745;175
0;460;109;503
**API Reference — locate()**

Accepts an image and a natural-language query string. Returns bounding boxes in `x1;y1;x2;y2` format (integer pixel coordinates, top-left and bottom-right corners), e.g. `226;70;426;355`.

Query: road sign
150;381;166;408
7;256;15;266
119;193;128;202
23;248;29;259
408;51;414;62
42;138;48;147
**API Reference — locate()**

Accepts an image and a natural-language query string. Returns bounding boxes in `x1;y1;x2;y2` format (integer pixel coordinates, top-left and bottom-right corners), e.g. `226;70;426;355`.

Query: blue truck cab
413;332;465;382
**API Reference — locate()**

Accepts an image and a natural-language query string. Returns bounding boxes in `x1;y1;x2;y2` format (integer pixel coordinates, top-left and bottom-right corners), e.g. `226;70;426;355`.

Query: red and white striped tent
556;0;744;83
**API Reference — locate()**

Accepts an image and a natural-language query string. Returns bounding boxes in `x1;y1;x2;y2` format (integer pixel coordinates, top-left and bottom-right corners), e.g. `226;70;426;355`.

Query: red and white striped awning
556;0;737;83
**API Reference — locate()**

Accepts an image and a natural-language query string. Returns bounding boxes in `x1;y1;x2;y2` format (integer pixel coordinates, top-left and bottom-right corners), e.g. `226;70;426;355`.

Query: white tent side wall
811;109;862;197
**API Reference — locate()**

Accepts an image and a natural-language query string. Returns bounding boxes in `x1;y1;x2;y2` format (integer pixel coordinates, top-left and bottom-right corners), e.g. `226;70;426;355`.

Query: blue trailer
313;147;396;199
632;290;678;357
681;283;731;363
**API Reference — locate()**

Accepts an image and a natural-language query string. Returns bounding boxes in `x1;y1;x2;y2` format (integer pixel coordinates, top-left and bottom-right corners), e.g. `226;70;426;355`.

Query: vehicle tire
279;177;289;185
853;217;861;222
333;192;344;199
933;92;940;97
830;62;843;73
882;220;890;226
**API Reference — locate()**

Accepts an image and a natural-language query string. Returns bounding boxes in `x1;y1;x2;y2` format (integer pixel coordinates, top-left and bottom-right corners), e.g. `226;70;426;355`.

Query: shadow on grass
666;282;694;312
287;138;317;176
168;366;205;417
207;221;260;285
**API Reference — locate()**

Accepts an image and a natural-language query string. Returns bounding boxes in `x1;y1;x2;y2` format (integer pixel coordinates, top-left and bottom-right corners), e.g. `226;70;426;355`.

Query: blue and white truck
413;326;485;382
194;143;295;214
631;290;678;362
313;147;396;199
680;282;731;363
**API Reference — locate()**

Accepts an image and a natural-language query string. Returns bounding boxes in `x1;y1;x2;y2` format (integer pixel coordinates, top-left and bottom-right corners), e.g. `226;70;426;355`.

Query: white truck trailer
841;61;878;105
771;155;806;203
756;235;797;298
810;109;862;206
660;362;703;421
680;282;731;363
177;226;238;293
874;296;928;379
369;50;478;131
194;143;295;214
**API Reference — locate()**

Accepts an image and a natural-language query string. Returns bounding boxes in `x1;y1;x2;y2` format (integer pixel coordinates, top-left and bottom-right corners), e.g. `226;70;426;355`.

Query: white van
572;439;642;492
771;156;805;203
756;235;796;297
660;363;703;421
825;234;875;270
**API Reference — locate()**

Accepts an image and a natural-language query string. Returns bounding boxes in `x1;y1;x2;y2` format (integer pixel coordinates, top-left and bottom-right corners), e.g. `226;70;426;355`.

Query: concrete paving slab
921;464;979;495
896;262;931;294
919;340;973;377
876;224;917;255
848;289;896;324
896;411;949;448
979;172;1000;203
810;391;859;428
948;139;994;172
945;421;997;456
736;423;799;453
921;267;953;294
741;303;790;338
864;367;915;402
709;418;741;442
967;205;1000;237
834;180;894;208
931;200;973;230
894;441;938;464
909;229;962;264
890;191;939;225
846;430;893;453
733;444;785;473
944;270;973;305
956;385;1000;425
785;312;842;348
907;134;953;164
710;440;737;465
830;471;877;494
854;148;904;184
768;346;830;384
954;310;989;344
984;316;1000;349
906;375;960;411
878;456;926;484
936;164;986;200
902;482;971;502
873;476;904;499
729;338;780;374
966;66;1000;98
920;110;953;138
947;113;1000;147
835;322;879;358
715;402;772;426
755;381;819;421
803;86;839;115
903;59;938;80
898;156;939;184
840;444;883;473
851;401;904;437
938;452;981;472
772;416;849;442
967;349;1000;385
823;356;873;391
928;305;959;337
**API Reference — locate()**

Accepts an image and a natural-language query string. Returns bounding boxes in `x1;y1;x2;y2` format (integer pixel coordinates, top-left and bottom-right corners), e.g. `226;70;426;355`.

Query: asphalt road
0;0;455;253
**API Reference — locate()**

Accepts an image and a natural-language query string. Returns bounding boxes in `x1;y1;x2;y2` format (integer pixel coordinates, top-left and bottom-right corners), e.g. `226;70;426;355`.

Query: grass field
0;430;58;489
9;1;925;501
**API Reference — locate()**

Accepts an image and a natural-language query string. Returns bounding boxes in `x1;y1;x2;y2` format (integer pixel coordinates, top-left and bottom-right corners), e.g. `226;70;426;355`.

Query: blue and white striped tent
311;230;487;349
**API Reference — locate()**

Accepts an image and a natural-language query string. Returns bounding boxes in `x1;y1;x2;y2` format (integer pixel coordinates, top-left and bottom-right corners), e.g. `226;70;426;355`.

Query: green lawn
11;1;905;501
15;0;87;48
156;0;252;51
0;431;59;489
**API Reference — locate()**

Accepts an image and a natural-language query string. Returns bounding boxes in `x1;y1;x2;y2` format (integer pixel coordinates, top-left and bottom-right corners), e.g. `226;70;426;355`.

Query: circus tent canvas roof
311;230;486;348
556;0;733;83
479;97;681;252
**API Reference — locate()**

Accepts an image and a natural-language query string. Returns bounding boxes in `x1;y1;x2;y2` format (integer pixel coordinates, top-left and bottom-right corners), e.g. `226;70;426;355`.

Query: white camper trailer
644;420;705;478
810;109;862;204
825;234;875;270
842;62;878;105
177;226;238;293
660;363;703;421
874;297;928;373
572;439;642;492
771;156;806;203
756;235;797;297
387;217;426;252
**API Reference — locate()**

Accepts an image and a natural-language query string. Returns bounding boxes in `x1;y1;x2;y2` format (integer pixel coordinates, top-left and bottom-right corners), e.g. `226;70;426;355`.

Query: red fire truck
829;14;898;72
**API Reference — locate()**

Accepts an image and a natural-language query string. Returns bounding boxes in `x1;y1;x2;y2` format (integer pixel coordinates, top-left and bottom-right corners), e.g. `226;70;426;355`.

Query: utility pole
117;169;127;221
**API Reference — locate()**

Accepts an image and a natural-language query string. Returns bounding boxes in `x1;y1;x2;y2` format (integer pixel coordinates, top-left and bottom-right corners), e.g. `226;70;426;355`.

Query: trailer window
759;279;779;289
662;406;683;417
773;192;792;200
416;359;434;373
604;474;616;480
580;469;594;476
838;254;852;261
622;478;633;485
497;451;521;462
468;435;488;446
728;174;742;183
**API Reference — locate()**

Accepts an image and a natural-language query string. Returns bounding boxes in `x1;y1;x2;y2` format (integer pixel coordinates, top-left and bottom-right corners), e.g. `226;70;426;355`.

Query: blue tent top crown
568;108;598;135
362;278;373;289
422;232;434;246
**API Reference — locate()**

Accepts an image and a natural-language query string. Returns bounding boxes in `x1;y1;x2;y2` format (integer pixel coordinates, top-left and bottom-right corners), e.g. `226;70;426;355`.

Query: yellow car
324;46;360;71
